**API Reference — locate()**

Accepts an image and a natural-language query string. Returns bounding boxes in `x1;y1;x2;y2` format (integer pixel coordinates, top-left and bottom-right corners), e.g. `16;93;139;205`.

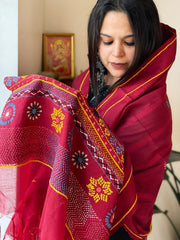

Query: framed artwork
43;33;75;80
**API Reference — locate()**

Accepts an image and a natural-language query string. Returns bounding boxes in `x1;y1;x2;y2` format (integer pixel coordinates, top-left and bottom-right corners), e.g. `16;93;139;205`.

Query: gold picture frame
43;33;75;80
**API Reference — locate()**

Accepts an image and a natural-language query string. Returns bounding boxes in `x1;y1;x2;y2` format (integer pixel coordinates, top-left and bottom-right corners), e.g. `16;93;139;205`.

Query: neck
105;74;119;86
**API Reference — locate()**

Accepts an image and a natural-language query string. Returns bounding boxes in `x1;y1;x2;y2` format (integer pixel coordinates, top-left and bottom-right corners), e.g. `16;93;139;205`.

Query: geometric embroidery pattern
50;145;70;196
8;88;77;116
74;118;123;191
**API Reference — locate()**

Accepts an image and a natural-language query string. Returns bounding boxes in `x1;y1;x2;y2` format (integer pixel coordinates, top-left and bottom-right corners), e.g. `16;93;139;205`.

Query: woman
72;0;177;239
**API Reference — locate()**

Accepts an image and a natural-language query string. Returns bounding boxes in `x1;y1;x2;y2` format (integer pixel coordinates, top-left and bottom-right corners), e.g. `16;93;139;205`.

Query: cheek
99;45;110;62
98;45;104;57
126;48;135;62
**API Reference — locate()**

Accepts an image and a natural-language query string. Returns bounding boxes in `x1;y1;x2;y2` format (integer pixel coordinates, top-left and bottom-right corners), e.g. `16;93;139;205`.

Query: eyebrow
100;33;134;39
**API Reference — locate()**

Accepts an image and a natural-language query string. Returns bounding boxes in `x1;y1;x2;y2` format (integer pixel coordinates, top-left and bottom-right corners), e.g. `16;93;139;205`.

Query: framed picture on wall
43;33;75;80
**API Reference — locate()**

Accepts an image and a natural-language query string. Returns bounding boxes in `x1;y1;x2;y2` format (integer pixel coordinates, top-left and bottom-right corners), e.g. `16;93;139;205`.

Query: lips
110;62;126;69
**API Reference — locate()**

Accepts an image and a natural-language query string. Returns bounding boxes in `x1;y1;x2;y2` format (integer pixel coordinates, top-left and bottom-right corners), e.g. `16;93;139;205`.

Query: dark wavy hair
88;0;163;98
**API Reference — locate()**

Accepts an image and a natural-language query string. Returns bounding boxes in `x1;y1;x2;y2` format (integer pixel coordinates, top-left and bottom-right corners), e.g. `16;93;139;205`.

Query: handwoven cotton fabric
0;75;136;240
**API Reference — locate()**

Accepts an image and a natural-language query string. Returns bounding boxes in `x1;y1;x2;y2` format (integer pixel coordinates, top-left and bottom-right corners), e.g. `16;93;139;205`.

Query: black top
109;227;133;240
88;84;110;107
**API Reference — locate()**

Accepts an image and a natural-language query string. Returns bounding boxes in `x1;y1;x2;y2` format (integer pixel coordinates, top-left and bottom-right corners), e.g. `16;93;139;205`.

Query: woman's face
98;11;135;85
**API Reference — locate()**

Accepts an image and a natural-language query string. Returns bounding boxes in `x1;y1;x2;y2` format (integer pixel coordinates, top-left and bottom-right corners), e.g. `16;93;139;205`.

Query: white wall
154;0;180;152
18;0;44;76
0;0;18;236
148;1;180;239
0;0;18;114
44;0;97;77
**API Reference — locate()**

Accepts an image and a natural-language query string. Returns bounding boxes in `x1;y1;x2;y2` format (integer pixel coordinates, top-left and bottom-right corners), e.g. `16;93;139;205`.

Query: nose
112;42;125;57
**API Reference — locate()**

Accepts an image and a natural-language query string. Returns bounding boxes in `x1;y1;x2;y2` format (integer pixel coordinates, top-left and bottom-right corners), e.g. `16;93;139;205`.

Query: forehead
100;11;133;36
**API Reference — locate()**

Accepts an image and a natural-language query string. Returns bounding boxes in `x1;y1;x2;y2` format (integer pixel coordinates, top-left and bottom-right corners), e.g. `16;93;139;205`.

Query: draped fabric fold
0;75;136;240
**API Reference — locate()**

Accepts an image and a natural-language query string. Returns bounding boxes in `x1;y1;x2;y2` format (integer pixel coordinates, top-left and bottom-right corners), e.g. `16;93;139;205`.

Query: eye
102;40;113;45
124;41;135;46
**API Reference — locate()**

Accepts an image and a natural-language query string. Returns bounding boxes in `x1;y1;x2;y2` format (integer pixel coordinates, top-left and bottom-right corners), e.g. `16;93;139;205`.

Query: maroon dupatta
0;75;136;239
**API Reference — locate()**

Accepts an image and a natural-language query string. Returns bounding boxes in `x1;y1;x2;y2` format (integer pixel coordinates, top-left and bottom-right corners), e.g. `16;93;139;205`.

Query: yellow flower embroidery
51;108;65;133
87;176;113;203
